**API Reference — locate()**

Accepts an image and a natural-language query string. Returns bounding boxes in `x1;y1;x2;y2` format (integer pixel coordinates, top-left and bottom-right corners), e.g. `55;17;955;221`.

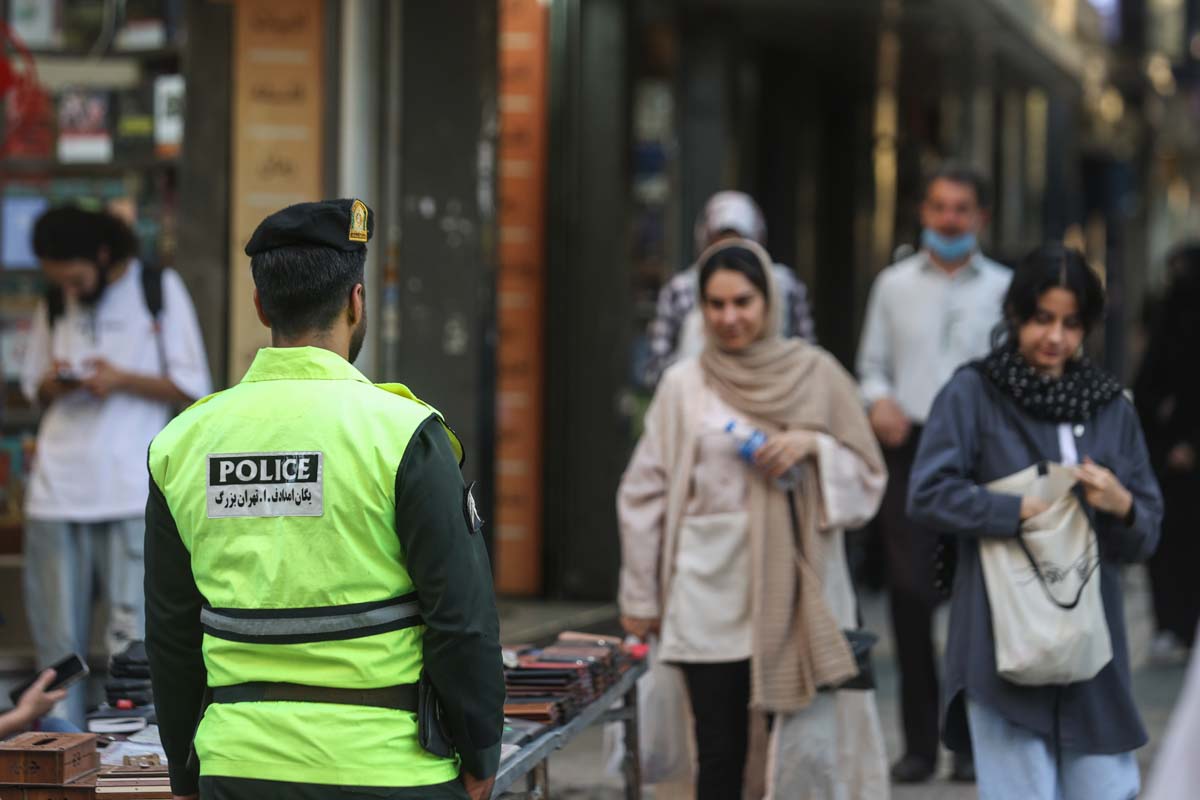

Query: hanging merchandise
0;21;53;158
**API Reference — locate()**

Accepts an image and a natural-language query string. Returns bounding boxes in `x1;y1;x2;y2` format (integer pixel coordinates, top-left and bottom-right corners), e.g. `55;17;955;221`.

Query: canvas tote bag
981;461;1113;685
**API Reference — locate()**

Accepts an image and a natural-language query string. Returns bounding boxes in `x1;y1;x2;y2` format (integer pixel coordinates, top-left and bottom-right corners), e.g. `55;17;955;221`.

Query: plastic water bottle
725;419;803;490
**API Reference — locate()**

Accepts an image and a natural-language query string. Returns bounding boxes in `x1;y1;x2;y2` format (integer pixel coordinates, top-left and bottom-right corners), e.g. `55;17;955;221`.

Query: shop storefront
0;0;501;665
0;0;188;661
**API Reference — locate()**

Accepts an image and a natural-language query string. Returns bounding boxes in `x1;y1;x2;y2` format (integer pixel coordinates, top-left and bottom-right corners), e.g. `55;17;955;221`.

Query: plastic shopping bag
603;637;693;784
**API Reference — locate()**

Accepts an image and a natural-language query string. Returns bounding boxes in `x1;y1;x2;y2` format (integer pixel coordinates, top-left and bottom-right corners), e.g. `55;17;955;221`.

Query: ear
253;289;271;329
976;207;993;229
96;245;111;268
348;283;365;324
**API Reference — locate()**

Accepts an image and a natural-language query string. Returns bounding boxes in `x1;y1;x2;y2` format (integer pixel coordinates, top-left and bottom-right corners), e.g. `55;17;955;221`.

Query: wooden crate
0;773;97;799
93;763;170;798
0;733;99;786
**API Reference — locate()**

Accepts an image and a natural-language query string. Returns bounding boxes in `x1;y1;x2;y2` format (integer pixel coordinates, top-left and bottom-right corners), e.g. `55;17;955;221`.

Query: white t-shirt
20;261;212;521
1057;423;1081;466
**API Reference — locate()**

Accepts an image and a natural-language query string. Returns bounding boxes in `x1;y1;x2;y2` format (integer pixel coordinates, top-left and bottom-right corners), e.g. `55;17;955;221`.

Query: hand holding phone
13;670;67;722
38;361;83;405
8;653;89;707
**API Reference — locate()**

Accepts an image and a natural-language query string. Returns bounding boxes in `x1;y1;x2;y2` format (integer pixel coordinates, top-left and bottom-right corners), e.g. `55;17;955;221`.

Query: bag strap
786;489;805;561
140;265;168;376
972;365;1099;611
786;488;866;629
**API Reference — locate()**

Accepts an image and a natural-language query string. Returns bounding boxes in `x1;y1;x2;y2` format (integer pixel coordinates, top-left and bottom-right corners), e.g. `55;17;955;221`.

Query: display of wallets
502;700;562;723
505;668;580;685
555;631;622;647
501;631;630;725
537;645;615;664
501;630;637;729
0;732;100;785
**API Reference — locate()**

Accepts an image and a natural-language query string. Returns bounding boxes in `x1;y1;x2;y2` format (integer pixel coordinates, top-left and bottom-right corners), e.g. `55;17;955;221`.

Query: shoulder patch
463;481;483;535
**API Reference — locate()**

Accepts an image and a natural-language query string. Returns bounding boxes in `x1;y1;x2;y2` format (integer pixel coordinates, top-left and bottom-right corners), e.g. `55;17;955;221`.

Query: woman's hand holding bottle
754;431;820;480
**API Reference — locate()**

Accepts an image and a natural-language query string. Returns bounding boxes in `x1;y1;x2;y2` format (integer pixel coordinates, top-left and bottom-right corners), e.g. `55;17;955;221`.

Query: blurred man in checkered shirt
641;191;815;389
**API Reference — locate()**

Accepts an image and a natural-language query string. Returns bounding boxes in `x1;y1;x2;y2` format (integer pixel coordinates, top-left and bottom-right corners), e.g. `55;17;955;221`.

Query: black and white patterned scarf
975;345;1124;423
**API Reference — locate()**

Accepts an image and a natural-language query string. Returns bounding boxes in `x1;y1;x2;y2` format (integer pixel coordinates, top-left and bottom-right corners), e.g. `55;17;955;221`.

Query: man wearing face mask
144;199;504;800
20;205;211;727
856;165;1010;785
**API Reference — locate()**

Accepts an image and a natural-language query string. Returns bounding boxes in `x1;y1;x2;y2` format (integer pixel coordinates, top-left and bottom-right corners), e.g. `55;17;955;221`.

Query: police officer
145;199;505;800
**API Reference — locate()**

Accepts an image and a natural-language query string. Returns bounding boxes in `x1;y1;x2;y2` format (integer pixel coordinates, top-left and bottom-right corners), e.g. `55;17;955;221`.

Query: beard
348;308;368;364
77;264;109;308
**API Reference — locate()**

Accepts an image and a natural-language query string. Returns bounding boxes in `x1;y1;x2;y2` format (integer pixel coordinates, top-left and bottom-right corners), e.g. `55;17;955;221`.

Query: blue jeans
967;698;1139;800
22;518;146;728
36;717;80;733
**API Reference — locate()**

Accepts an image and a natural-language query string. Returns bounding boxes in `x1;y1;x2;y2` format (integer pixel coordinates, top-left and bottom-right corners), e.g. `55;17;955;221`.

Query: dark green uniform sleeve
144;475;207;796
395;419;505;779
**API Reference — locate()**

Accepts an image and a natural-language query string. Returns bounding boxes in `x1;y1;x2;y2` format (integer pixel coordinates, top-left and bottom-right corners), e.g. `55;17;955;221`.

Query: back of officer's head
245;199;373;338
250;246;365;338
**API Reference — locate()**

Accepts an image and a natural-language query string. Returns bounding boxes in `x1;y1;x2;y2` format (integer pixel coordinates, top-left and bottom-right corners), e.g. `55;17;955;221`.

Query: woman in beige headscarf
618;239;890;799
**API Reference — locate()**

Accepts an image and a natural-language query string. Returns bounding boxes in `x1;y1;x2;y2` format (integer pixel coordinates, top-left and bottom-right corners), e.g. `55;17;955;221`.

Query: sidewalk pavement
499;566;1190;799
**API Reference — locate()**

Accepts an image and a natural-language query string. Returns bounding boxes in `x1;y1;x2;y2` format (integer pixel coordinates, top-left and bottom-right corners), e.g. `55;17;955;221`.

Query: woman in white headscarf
619;239;890;799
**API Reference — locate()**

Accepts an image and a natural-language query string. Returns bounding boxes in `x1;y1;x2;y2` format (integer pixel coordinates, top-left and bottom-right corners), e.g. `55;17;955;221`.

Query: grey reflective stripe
201;600;421;640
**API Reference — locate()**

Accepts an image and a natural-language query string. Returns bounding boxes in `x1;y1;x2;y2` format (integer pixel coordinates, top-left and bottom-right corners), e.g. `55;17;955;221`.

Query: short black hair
999;243;1105;344
699;244;771;305
250;245;365;337
32;205;138;265
923;163;992;211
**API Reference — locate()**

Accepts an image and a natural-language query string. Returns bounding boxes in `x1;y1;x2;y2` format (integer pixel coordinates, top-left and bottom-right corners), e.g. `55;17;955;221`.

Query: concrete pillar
542;0;629;599
389;0;497;504
337;0;382;377
177;0;233;386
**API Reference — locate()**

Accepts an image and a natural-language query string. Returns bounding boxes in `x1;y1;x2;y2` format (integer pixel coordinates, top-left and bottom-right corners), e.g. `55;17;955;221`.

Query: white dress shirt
856;251;1011;424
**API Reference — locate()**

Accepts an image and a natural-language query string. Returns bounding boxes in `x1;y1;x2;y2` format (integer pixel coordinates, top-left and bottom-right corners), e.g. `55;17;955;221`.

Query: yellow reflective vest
148;346;463;788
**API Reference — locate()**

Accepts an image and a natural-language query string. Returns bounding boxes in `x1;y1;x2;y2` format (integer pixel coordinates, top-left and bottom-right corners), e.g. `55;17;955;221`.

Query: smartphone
8;653;89;706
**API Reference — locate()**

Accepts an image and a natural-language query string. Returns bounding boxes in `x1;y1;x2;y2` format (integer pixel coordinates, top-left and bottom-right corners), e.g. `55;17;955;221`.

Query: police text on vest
206;452;324;518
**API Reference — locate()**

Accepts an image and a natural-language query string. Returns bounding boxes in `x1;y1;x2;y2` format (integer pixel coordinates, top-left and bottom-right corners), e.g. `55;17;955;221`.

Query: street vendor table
493;658;648;800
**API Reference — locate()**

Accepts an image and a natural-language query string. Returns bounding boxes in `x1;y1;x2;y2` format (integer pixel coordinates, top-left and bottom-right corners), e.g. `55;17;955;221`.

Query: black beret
244;198;373;256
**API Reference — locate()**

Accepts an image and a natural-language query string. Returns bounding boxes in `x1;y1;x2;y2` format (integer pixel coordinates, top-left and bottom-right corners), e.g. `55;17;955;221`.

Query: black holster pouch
417;672;455;759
